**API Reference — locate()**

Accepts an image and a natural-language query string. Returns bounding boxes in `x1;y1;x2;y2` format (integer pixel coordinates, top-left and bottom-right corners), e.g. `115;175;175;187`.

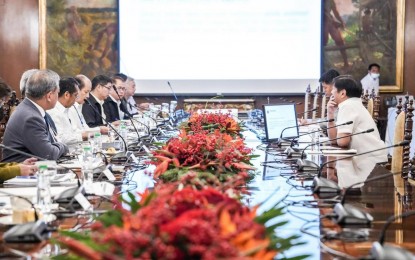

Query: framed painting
39;0;119;78
322;0;405;93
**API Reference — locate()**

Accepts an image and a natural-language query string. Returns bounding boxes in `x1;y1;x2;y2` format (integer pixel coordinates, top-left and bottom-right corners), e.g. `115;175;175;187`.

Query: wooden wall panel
403;0;415;94
0;0;38;94
0;0;414;102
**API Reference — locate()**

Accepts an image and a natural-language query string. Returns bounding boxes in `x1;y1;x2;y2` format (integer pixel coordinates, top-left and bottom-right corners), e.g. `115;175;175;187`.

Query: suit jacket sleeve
82;102;101;127
23;115;68;160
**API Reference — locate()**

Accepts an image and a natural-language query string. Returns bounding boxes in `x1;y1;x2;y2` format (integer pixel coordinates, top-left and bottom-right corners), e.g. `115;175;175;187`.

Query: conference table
0;123;415;259
243;125;415;259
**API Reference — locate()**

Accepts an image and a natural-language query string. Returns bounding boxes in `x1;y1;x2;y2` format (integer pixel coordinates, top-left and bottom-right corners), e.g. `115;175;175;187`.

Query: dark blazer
82;95;105;127
103;97;128;122
1;98;68;162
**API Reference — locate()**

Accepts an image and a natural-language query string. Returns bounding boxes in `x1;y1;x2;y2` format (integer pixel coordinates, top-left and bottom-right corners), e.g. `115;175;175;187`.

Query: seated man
320;69;340;97
124;76;138;115
82;75;112;127
326;75;387;186
124;76;150;113
68;74;107;134
103;74;128;122
2;70;68;162
48;77;89;144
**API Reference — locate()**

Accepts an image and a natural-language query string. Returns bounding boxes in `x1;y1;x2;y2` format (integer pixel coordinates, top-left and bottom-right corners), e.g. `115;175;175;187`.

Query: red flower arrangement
182;112;242;135
57;185;301;260
151;129;255;181
57;112;307;260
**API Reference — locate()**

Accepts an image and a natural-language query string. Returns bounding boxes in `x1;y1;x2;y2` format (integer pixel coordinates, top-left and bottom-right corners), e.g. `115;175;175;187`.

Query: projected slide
120;0;322;94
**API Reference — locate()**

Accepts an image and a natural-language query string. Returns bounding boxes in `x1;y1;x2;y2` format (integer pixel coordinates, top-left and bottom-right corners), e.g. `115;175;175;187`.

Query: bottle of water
119;123;127;151
94;132;102;151
37;165;52;214
107;123;115;142
81;146;94;193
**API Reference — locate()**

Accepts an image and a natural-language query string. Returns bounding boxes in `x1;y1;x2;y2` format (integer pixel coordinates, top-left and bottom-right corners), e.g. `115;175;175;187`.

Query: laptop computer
263;103;298;143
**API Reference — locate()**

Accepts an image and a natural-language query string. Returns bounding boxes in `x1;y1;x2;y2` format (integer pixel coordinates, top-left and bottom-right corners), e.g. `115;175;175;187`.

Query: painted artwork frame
39;0;119;78
322;0;405;93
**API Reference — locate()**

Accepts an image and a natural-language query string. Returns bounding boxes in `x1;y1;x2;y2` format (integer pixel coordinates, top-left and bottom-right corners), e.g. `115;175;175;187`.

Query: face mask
370;73;380;79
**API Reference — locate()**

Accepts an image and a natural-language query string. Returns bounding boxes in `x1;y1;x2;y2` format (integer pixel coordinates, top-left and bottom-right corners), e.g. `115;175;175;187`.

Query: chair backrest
320;94;328;119
311;88;320;120
392;111;406;188
304;84;312;120
367;98;374;117
402;99;414;178
396;97;403;116
361;89;369;109
372;94;380;123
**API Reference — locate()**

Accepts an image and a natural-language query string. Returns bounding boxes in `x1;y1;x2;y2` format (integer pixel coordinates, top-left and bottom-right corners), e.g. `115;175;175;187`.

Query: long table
1;127;415;259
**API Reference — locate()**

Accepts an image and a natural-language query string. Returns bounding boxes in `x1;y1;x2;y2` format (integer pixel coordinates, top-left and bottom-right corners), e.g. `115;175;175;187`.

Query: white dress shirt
360;73;379;94
48;101;83;144
91;93;106;121
68;102;101;133
335;98;387;188
126;96;138;115
109;95;124;120
68;102;87;130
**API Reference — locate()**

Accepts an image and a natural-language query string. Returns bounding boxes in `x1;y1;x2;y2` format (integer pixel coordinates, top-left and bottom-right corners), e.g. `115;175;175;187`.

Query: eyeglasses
114;85;126;91
100;84;112;90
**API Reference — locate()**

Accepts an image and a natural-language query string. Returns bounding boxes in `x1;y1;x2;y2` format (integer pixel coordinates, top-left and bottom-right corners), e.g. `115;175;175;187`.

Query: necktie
44;114;57;142
45;113;58;133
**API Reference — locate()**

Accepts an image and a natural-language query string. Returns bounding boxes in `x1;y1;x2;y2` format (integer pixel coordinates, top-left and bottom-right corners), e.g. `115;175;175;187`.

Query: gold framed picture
322;0;405;93
39;0;119;78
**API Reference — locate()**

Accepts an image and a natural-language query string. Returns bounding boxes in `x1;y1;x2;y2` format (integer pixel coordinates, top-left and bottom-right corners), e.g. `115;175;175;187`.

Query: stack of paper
3;174;77;187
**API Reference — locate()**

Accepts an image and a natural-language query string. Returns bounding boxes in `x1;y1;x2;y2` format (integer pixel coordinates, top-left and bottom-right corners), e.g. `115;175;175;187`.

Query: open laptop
262;104;298;143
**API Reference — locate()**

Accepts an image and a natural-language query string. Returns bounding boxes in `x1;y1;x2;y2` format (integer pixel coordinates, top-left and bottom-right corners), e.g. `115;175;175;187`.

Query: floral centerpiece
151;129;257;183
182;112;242;135
56;112;307;260
56;183;306;260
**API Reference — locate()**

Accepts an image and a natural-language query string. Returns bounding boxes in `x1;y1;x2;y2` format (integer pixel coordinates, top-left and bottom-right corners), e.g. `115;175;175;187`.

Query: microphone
0;143;85;209
112;85;141;142
284;121;353;158
280;118;334;139
0;190;50;243
296;107;317;117
0;144;81;187
289;120;353;149
313;140;408;194
296;128;371;172
0;190;39;221
85;98;128;152
297;121;359;159
167;81;178;101
331;164;412;227
370;210;415;259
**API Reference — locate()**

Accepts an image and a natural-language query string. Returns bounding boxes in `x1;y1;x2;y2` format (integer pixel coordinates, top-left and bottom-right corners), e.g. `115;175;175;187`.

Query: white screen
119;0;322;94
263;104;298;141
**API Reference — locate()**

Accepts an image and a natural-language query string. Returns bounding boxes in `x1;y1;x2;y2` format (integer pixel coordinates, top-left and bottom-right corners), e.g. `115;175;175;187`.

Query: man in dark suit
82;75;112;128
103;74;128;122
2;69;68;162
